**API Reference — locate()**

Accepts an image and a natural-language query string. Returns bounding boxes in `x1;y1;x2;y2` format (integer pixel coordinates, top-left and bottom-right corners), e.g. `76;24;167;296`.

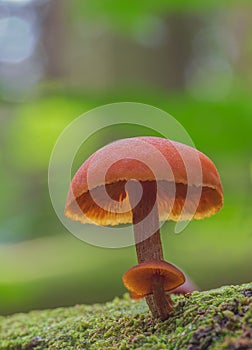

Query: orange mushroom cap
122;260;185;297
130;274;198;299
65;136;223;225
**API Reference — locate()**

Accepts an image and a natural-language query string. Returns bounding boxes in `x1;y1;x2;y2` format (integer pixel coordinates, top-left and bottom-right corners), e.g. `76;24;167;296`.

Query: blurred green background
0;0;252;315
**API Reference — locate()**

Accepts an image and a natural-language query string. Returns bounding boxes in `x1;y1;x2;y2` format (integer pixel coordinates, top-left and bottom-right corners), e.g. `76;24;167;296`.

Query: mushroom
129;271;198;300
65;136;223;320
123;260;185;320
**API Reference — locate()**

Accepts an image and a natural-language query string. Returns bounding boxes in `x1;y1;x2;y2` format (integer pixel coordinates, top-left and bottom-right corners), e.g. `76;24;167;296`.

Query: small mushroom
123;260;185;320
65;136;223;320
129;271;198;300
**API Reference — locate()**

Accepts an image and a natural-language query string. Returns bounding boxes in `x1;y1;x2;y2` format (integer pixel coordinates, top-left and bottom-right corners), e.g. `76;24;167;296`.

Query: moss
0;283;251;350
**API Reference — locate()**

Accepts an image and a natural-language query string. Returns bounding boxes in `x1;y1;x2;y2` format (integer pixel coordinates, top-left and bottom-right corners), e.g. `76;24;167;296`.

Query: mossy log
0;283;251;349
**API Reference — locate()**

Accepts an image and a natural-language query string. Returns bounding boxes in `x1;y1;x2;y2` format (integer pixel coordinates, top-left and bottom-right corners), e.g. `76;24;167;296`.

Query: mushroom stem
127;180;172;320
128;181;163;262
152;275;173;321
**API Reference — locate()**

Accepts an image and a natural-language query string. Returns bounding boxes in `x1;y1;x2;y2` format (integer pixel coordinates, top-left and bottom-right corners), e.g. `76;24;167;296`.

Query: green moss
0;283;251;349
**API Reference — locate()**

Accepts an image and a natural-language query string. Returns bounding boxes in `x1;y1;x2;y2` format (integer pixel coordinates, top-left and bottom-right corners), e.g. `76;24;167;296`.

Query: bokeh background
0;0;252;315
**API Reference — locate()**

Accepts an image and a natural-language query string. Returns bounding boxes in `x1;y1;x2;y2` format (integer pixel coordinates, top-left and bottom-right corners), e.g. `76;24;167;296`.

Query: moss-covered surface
0;283;251;350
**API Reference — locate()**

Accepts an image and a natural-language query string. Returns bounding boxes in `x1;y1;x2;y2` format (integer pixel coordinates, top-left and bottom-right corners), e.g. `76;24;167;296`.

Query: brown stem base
151;275;173;321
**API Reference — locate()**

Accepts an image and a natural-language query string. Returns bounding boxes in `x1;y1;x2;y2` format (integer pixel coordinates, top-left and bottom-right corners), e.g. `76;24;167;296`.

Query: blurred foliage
73;0;250;35
6;97;91;172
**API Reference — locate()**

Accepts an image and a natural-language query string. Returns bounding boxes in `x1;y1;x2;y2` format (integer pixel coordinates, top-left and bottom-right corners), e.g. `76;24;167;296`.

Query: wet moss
0;283;251;349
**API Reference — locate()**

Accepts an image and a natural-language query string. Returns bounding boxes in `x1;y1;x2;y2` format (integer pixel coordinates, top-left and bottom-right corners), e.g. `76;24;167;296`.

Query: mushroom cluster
65;136;223;321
